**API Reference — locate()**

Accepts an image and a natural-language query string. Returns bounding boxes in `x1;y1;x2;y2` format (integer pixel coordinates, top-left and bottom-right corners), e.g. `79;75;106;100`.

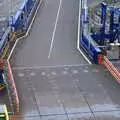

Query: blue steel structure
80;2;120;64
11;0;39;32
0;0;40;57
109;7;120;43
80;2;102;64
91;2;120;45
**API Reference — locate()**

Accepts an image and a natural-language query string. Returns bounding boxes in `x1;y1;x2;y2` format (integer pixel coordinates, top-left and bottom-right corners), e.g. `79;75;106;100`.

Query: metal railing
102;56;120;82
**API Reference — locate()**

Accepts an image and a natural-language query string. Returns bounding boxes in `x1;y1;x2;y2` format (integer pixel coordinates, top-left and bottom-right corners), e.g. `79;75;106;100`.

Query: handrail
103;56;120;83
6;60;20;113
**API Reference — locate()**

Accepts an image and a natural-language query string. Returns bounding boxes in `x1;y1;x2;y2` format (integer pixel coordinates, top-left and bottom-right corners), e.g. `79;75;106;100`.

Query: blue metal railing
0;0;41;55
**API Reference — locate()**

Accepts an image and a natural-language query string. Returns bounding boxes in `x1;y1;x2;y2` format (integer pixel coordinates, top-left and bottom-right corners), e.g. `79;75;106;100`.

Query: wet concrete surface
11;65;120;120
112;60;120;72
7;0;120;119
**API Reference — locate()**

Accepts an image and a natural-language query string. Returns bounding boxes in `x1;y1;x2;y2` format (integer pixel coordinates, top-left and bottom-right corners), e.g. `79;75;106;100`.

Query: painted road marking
48;0;63;59
13;63;90;70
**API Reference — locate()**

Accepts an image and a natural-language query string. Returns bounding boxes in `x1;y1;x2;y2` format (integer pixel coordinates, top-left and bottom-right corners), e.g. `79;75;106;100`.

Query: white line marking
7;0;43;61
77;0;92;65
77;0;81;50
13;64;90;70
78;47;92;64
48;0;62;59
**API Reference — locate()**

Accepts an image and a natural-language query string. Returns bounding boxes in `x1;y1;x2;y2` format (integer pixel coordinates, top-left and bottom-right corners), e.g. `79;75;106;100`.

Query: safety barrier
6;60;19;113
11;0;40;34
81;33;102;64
23;0;40;31
0;27;11;58
0;0;42;59
102;56;120;83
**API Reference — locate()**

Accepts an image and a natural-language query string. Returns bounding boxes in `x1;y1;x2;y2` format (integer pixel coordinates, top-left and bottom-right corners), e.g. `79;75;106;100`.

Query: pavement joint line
9;109;120;118
92;109;120;113
77;0;92;65
58;99;70;120
12;64;91;70
28;82;41;117
7;0;43;61
82;97;96;120
76;70;96;120
16;112;92;117
48;0;63;59
10;109;120;119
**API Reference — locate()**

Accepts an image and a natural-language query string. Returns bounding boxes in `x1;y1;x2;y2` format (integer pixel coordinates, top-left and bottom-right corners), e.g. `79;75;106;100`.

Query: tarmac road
11;0;86;67
9;0;120;120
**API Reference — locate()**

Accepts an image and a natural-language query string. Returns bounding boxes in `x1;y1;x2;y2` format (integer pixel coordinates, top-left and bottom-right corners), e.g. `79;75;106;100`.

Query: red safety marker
103;56;120;83
98;54;104;65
